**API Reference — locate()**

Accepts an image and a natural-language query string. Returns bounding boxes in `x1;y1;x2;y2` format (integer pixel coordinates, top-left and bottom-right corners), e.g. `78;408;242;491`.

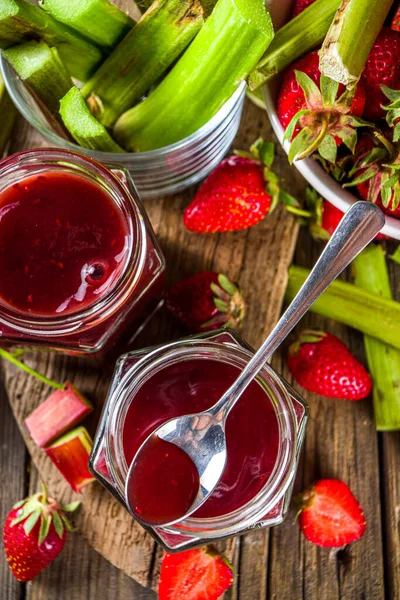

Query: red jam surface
123;359;280;520
126;435;200;525
0;172;128;316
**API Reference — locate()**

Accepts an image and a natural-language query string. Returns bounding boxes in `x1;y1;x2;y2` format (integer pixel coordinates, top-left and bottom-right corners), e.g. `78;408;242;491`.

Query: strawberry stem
351;245;400;431
285;265;400;350
248;0;341;90
319;0;395;88
0;348;64;390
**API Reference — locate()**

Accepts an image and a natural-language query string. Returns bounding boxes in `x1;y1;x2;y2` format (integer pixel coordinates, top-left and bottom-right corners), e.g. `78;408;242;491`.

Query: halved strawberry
296;479;366;548
158;546;234;600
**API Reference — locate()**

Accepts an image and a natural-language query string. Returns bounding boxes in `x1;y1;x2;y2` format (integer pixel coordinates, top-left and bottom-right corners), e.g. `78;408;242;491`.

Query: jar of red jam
0;149;165;355
90;329;308;551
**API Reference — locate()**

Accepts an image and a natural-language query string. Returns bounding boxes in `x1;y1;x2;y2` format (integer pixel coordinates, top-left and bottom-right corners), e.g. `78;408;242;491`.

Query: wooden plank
267;229;386;600
0;373;27;600
4;96;300;594
381;256;400;600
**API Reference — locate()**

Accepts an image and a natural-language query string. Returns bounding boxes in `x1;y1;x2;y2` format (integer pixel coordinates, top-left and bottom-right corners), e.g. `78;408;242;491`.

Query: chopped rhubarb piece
25;383;93;448
45;426;95;493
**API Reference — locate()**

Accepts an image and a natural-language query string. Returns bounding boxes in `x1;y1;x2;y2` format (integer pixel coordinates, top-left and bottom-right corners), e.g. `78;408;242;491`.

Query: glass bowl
0;56;246;199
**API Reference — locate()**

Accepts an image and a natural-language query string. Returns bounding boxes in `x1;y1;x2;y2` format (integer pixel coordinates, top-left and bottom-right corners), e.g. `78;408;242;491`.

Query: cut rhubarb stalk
45;426;95;493
39;0;135;51
25;383;93;448
113;0;274;151
82;0;204;128
319;0;395;87
249;0;341;90
285;266;400;350
59;87;124;152
0;0;104;82
0;72;17;155
3;41;72;116
352;245;400;431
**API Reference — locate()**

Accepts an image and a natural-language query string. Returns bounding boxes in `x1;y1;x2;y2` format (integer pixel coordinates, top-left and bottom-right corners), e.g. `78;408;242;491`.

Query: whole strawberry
296;479;366;548
278;51;367;164
287;330;372;400
183;140;294;233
361;28;400;120
166;272;245;332
159;546;234;600
3;485;79;582
306;188;344;241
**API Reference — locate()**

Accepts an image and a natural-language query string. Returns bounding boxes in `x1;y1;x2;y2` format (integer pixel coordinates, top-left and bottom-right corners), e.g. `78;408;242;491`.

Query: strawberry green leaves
381;85;400;142
283;71;370;164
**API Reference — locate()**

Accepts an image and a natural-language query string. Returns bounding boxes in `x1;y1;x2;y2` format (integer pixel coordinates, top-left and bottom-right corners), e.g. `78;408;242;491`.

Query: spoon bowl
125;202;384;528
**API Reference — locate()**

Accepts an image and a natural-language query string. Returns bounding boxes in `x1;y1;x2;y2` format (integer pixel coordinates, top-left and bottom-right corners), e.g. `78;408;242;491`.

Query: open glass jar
90;329;308;551
0;148;165;356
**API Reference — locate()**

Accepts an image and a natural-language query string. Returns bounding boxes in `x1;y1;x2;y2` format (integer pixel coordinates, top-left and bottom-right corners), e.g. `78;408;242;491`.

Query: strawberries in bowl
262;0;400;239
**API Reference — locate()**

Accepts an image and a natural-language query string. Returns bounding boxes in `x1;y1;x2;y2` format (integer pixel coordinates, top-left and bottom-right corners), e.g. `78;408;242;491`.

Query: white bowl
263;0;400;240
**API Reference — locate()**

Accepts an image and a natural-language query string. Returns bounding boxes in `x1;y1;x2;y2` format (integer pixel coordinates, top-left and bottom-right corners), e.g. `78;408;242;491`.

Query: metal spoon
125;201;384;527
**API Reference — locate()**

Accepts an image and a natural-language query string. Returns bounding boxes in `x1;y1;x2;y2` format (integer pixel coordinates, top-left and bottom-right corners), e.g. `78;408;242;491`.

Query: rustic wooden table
1;96;399;600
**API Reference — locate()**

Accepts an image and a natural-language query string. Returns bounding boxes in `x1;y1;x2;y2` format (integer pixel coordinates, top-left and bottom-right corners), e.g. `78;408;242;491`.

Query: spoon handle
213;201;385;418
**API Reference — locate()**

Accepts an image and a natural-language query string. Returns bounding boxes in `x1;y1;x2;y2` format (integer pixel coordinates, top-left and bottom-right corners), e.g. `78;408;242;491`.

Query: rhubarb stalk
0;72;17;155
25;383;94;448
319;0;395;88
114;0;274;151
352;245;400;431
2;41;72;116
82;0;204;128
39;0;135;51
45;426;95;493
249;0;341;90
285;266;400;350
0;0;104;81
59;87;124;152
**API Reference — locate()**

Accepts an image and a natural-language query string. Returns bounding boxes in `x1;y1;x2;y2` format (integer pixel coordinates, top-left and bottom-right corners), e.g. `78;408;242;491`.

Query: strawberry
292;0;316;18
158;546;234;600
296;479;366;548
3;485;79;582
347;129;400;220
287;330;372;400
278;51;367;164
166;272;245;332
392;5;400;31
306;188;343;241
183;140;295;233
361;28;400;121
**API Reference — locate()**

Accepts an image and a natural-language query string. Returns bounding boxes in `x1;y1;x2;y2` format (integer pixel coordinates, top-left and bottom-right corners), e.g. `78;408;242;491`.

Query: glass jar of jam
0;148;165;356
90;329;308;551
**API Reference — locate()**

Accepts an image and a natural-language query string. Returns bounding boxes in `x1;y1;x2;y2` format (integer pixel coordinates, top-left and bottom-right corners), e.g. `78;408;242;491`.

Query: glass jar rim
105;339;298;539
0;148;147;335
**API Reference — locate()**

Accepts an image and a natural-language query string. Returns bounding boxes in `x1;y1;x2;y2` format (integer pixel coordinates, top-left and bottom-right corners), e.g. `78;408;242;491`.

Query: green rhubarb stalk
0;348;64;390
82;0;204;128
3;41;72;116
0;72;17;155
59;87;124;153
137;0;217;16
352;245;400;431
285;266;400;350
114;0;274;152
39;0;135;51
0;0;104;82
248;0;341;91
319;0;395;88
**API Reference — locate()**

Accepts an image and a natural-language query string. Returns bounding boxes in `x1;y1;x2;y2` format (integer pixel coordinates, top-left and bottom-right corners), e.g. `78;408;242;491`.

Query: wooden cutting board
3;97;305;589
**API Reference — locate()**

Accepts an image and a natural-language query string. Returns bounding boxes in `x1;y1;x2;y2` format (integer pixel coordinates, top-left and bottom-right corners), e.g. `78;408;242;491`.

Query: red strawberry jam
0;172;128;316
123;358;279;521
126;435;200;525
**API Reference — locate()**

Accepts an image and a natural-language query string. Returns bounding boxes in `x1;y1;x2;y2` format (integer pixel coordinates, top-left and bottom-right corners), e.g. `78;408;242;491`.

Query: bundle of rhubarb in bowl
254;0;400;239
0;0;277;196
